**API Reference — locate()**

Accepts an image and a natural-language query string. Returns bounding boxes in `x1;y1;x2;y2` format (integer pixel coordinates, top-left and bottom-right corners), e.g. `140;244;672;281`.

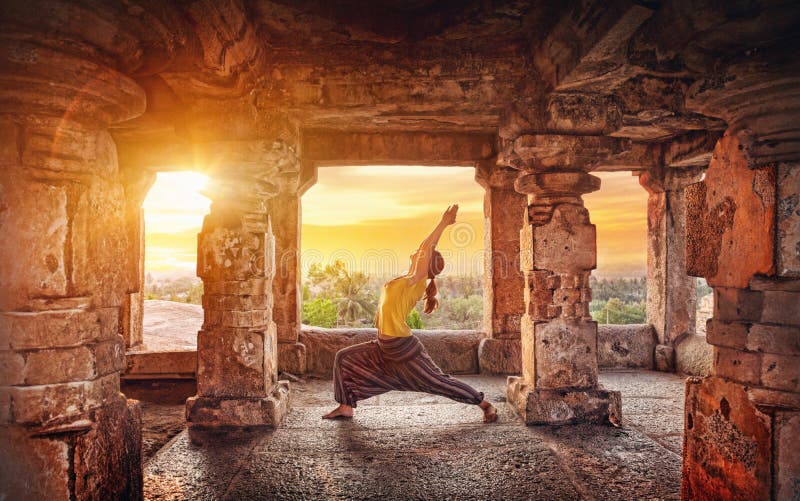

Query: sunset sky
143;167;647;278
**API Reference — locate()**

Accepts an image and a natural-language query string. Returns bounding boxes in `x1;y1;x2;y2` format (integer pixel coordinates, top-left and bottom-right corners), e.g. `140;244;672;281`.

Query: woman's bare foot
479;400;498;423
322;404;353;419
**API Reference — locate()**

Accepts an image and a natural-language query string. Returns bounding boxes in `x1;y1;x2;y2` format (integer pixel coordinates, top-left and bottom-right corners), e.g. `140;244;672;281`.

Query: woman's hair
423;250;445;314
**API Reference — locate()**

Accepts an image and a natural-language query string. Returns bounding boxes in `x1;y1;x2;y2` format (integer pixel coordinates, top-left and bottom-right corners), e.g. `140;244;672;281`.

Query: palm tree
332;269;375;325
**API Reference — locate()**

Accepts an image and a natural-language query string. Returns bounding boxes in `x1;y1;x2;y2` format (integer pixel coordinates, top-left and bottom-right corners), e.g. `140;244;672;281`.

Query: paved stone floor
144;370;685;500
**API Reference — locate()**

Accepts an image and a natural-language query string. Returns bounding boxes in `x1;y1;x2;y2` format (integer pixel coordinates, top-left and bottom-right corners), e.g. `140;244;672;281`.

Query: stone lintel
302;129;496;168
186;381;290;427
507;376;621;426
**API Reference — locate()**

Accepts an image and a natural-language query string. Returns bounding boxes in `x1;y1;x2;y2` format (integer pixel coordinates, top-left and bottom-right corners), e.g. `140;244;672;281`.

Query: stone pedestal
475;161;527;374
506;165;621;425
639;167;703;371
0;38;146;499
185;142;298;428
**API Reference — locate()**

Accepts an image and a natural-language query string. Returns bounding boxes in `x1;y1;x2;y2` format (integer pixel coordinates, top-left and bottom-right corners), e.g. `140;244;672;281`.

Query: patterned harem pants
333;334;484;408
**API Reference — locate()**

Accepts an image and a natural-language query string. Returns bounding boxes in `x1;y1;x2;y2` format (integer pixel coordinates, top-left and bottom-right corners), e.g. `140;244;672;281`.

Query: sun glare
143;171;210;272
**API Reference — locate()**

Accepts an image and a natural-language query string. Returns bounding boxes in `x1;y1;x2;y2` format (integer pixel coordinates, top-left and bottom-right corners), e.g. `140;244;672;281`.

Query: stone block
713;347;762;386
507;376;621;425
682;376;773;499
760;290;800;325
674;334;713;376
654;344;675;372
776;163;800;277
197;328;269;398
706;319;748;350
95;335;126;376
714;287;764;322
760;353;800;392
0;178;68;310
197;227;266;281
746;324;800;355
531;205;597;274
277;342;307;375
0;310;102;351
478;338;521;375
532;319;597;389
25;345;96;385
775;410;800;501
597;324;656;369
186;380;290;427
9;373;119;425
685;136;775;288
0;350;26;385
0;426;70;499
73;396;143;499
124;350;197;378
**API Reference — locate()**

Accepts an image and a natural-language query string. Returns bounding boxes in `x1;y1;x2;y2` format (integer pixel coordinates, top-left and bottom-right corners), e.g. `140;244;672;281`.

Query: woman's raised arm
408;204;458;283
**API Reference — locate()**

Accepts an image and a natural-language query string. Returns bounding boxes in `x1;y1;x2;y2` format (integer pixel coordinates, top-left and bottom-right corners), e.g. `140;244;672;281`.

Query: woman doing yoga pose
322;204;497;423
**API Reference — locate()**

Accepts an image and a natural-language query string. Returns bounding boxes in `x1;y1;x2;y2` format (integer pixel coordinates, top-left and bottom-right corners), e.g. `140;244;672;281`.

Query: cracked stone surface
144;371;684;500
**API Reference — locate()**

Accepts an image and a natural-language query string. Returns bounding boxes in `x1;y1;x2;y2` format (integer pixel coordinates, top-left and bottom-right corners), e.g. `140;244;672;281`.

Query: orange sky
143;168;647;278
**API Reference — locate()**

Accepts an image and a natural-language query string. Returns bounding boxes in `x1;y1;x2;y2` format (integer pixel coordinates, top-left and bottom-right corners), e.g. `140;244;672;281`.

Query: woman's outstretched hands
441;204;459;225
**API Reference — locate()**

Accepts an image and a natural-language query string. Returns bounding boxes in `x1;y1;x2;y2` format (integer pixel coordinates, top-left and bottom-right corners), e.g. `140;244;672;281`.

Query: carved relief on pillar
186;139;298;427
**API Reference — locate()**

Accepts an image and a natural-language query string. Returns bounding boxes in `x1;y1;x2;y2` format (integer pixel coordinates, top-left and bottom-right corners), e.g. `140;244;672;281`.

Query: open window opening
140;171;210;351
300;165;485;331
583;172;648;325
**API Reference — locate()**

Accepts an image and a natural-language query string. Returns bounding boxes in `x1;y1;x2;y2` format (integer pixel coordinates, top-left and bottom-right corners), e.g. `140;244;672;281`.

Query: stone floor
143;370;685;500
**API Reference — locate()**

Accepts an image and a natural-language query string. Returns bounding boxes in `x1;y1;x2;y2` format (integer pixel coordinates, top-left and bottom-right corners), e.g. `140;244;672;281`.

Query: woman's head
423;250;444;314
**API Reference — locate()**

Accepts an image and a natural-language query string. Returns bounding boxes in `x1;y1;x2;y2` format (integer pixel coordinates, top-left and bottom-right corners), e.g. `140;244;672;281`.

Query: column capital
505;134;625;173
203;139;300;216
475;158;520;190
638;165;705;194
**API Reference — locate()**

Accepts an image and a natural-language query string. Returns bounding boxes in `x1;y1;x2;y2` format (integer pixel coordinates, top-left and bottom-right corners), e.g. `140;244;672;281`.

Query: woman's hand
441;204;458;226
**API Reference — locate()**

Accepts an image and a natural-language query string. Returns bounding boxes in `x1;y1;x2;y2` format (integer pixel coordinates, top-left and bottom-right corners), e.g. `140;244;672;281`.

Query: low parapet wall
124;324;661;380
298;327;482;377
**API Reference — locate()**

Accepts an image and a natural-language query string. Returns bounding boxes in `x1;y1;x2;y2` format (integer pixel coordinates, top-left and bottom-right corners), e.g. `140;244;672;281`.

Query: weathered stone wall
597;324;656;369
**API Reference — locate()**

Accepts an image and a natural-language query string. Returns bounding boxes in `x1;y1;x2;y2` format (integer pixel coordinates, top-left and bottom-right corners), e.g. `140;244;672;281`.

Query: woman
322;204;497;423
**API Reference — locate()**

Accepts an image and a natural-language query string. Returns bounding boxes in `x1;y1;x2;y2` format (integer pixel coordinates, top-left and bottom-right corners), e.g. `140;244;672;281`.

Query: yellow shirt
374;275;428;337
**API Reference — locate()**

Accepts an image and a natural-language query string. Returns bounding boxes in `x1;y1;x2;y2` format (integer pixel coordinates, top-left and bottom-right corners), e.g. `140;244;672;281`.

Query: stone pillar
681;136;800;499
639;167;703;371
680;52;800;500
185;141;295;427
0;40;146;498
506;168;621;425
120;169;156;349
268;189;306;375
475;160;527;374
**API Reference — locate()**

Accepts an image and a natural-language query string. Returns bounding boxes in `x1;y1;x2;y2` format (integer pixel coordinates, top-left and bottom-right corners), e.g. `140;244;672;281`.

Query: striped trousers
333;334;484;408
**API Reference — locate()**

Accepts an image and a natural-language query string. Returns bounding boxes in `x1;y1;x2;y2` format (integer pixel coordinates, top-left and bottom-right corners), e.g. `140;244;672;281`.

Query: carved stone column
504;135;622;425
475;159;527;374
185;141;295;427
681;52;800;499
0;38;146;499
638;167;703;371
267;175;306;375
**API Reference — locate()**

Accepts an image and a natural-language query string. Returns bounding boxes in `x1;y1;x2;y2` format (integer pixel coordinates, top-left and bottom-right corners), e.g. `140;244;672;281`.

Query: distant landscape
144;261;713;330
